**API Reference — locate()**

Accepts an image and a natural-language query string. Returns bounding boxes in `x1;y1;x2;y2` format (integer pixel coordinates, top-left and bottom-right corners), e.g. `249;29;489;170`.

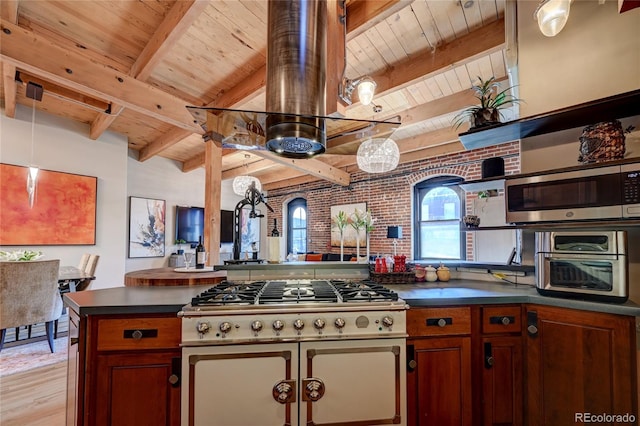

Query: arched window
287;198;307;254
414;176;464;260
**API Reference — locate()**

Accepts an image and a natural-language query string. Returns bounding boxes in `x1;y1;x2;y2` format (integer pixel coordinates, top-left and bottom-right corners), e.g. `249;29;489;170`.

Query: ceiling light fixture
26;82;43;208
356;137;400;173
534;0;572;37
340;76;377;106
337;5;379;110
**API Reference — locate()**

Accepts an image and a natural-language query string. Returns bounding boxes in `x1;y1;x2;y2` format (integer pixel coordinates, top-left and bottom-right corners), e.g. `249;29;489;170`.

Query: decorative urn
436;264;451;282
425;265;438;282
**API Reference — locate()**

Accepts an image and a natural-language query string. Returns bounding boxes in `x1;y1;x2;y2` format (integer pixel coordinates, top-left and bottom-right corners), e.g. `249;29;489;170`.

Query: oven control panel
182;310;407;344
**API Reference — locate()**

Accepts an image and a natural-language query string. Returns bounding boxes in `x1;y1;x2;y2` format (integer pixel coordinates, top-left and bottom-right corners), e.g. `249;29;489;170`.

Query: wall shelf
459;178;505;192
458;89;640;150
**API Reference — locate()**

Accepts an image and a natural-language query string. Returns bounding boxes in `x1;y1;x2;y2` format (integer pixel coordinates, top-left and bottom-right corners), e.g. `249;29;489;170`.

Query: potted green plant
453;76;521;130
175;239;186;255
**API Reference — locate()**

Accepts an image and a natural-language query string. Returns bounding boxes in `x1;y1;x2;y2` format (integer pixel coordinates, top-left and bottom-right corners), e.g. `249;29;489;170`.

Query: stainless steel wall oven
535;231;629;303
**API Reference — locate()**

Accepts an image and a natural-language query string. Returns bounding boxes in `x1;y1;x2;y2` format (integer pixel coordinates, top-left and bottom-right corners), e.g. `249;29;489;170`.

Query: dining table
58;265;95;292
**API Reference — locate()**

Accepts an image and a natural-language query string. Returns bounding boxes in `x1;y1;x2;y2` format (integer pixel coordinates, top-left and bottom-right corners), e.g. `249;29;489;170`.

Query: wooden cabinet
476;306;523;426
407;305;523;426
67;311;182;426
525;304;637;426
407;307;473;426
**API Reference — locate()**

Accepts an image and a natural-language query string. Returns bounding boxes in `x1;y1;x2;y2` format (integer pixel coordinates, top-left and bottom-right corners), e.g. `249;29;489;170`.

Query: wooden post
204;111;222;266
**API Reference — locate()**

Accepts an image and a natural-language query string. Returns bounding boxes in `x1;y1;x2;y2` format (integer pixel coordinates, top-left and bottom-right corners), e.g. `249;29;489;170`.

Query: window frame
287;197;307;255
413;176;465;261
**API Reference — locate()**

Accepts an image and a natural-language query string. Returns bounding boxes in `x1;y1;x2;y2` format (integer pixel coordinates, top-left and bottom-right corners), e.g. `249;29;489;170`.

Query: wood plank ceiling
0;0;509;190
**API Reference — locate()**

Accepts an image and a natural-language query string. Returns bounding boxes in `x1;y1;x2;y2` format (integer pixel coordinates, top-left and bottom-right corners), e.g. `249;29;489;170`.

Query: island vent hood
188;0;400;158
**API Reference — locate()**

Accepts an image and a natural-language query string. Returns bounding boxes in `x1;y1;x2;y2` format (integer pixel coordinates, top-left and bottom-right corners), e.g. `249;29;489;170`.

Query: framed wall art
0;163;97;245
330;202;367;248
128;196;166;258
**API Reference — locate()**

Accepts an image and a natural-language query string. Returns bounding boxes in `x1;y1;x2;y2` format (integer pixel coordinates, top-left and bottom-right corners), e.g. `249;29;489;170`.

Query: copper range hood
188;0;400;158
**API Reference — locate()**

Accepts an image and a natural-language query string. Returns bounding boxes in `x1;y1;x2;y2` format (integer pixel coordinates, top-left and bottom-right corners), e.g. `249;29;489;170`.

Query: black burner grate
331;280;399;302
258;280;339;304
191;281;266;306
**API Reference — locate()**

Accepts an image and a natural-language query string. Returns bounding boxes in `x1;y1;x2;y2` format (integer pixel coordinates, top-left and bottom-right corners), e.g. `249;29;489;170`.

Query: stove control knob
251;320;263;333
382;316;394;329
293;319;305;332
272;320;285;332
313;318;326;330
219;321;232;334
334;318;346;329
196;321;211;338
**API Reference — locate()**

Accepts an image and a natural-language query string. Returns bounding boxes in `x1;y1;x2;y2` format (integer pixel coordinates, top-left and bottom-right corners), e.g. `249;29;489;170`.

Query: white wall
125;152;244;271
1;104;250;288
1;104;128;289
518;0;640;117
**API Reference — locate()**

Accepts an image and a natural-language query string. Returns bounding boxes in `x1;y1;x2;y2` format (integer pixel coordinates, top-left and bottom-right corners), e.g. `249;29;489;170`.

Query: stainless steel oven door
536;253;628;302
181;338;407;426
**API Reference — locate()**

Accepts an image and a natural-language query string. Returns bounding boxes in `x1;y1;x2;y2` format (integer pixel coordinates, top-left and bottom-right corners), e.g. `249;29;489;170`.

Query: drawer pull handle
426;318;452;327
489;316;515;326
123;329;158;339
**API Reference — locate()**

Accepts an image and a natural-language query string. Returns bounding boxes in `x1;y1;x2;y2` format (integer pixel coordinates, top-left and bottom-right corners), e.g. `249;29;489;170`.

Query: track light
535;0;572;37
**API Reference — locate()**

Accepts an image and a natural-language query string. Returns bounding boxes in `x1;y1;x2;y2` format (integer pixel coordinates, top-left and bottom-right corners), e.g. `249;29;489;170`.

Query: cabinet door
525;305;636;426
481;336;523;426
93;351;180;426
407;337;472;426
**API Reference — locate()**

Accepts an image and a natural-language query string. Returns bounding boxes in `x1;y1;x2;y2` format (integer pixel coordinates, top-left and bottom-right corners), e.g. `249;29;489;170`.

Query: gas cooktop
189;279;400;307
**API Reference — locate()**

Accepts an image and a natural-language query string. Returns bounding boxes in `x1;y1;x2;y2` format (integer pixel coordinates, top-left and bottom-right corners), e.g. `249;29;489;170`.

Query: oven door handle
273;379;296;404
301;378;325;402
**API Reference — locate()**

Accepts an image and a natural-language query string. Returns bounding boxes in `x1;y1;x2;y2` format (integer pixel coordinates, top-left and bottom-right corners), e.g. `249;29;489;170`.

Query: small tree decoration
332;210;349;262
363;209;376;263
350;208;367;263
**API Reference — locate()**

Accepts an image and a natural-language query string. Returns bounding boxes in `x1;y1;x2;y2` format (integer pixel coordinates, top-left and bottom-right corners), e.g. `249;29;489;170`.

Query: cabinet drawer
96;317;181;351
482;306;521;334
407;307;471;337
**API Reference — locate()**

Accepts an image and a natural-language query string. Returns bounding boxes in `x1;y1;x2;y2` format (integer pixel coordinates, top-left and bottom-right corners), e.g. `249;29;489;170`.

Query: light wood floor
0;361;66;426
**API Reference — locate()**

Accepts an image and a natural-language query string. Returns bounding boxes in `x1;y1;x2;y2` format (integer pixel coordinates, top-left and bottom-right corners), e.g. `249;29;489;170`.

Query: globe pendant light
233;176;262;196
356;138;400;173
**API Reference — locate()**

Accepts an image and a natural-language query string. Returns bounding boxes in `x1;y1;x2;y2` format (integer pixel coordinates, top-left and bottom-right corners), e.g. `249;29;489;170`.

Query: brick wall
266;141;521;259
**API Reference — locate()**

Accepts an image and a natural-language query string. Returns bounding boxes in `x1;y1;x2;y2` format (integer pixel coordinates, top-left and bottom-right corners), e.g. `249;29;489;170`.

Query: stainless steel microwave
505;162;640;223
535;231;628;303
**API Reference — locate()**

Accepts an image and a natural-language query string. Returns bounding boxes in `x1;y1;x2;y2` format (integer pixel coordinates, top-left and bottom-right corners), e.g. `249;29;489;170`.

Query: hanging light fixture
25;82;43;208
356;138;400;173
534;0;572;37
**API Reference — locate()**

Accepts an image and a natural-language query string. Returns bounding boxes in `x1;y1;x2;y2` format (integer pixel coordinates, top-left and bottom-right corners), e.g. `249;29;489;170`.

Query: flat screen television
175;206;204;246
176;206;235;246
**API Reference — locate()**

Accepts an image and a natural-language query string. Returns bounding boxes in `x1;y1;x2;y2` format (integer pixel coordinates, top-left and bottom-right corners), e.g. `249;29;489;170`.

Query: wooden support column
204;112;222;266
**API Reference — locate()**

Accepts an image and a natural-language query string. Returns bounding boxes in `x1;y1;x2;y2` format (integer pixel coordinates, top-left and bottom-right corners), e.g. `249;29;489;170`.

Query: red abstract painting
0;164;97;245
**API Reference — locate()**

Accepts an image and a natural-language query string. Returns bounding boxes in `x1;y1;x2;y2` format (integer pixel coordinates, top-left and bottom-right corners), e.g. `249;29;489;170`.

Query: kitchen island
63;275;639;426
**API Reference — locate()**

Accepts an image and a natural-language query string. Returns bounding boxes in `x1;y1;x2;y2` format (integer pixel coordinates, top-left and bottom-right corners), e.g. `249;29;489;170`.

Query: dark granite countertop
64;280;640;317
63;285;211;316
388;281;640;316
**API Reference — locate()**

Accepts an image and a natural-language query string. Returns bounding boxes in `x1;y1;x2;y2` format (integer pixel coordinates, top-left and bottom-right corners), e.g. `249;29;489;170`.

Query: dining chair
0;259;63;353
76;254;99;292
77;253;90;271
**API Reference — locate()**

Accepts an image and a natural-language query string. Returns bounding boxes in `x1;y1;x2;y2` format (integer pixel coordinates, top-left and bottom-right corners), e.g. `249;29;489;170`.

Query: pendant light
356;138;400;173
26;82;43;208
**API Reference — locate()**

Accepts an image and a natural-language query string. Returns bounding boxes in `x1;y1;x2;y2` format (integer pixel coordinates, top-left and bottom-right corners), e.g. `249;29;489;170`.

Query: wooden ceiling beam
183;151;206;173
2;63;17;118
370;18;505;99
89;0;207;140
139;127;198;162
1;0;18;118
18;72;111;112
0;19;202;133
345;0;412;38
251;151;351;187
131;0;209;81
